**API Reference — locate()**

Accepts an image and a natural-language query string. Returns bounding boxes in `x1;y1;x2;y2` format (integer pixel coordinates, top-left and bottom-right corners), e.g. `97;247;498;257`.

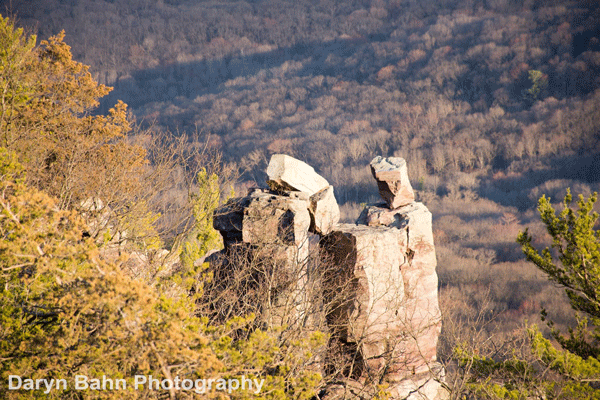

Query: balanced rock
267;154;330;195
370;156;415;209
308;186;340;235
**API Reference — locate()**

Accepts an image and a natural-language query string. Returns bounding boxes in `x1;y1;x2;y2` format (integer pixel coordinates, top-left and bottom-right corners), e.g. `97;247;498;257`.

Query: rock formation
267;153;330;195
370;156;415;209
211;154;446;400
212;188;313;326
352;200;443;399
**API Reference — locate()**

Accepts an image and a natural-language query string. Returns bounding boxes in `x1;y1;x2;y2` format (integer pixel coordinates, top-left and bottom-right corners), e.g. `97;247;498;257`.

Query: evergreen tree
456;190;600;399
519;190;600;361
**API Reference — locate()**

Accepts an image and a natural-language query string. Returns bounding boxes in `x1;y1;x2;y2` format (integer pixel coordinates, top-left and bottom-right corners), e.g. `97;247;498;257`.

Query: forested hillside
6;0;600;397
10;0;600;205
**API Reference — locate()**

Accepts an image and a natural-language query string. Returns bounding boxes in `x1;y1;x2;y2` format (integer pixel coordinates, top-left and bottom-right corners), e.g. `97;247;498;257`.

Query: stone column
319;224;407;382
319;156;446;400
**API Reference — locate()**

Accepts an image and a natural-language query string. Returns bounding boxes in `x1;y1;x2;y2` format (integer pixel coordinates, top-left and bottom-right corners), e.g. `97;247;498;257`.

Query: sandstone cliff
211;154;447;400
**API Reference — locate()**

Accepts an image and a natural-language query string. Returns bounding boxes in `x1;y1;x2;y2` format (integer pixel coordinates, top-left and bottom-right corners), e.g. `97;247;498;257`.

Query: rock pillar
320;156;445;400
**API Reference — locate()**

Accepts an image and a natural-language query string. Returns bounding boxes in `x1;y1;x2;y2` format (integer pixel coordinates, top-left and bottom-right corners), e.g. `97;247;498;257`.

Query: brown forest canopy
8;0;600;210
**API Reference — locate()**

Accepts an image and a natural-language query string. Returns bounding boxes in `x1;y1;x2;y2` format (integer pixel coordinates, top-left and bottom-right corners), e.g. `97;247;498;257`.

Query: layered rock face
211;154;446;400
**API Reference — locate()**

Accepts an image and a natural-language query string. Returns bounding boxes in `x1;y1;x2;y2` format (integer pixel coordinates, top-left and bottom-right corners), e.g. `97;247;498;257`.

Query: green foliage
0;147;23;178
116;199;163;250
180;168;222;270
212;327;326;400
518;189;600;359
528;325;600;382
177;168;224;301
453;341;537;400
526;69;548;100
0;14;153;239
455;190;600;399
0;16;37;140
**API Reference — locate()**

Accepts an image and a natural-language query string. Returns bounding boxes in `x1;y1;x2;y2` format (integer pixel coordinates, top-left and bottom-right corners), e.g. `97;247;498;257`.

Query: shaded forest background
7;0;600;364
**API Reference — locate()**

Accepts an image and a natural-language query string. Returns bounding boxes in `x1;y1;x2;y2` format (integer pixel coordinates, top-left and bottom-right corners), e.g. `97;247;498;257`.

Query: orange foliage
240;118;255;131
376;65;395;81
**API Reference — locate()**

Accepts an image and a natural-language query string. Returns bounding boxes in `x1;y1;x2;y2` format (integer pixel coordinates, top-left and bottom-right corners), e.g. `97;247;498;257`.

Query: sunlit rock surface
267;153;330;195
309;185;340;235
211;154;446;400
370;156;415;209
